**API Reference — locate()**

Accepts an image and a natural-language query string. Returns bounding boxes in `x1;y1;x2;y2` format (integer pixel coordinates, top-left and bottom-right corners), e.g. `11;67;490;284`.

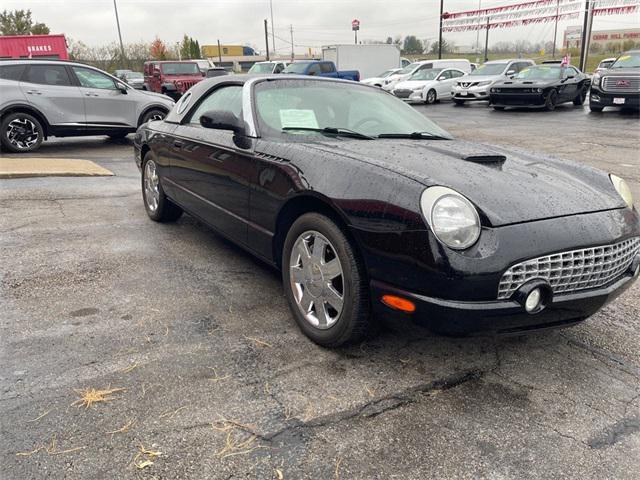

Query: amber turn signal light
381;295;416;313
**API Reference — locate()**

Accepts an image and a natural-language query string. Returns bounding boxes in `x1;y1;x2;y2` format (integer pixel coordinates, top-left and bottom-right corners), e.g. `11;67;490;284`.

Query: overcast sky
6;0;638;54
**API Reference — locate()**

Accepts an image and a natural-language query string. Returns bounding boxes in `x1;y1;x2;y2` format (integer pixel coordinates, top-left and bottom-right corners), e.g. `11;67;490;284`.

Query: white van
382;59;471;91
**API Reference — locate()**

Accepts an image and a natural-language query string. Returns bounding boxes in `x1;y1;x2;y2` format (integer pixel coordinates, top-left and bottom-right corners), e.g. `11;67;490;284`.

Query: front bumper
489;92;546;108
452;85;491;101
590;88;640;108
371;264;639;335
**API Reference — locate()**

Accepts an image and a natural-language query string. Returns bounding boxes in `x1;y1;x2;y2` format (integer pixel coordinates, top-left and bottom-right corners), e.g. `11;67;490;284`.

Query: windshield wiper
282;126;374;140
377;131;450;140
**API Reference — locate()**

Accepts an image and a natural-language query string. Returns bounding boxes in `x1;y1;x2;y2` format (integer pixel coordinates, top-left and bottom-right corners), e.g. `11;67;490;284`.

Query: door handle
85;93;99;97
25;90;42;95
173;139;184;149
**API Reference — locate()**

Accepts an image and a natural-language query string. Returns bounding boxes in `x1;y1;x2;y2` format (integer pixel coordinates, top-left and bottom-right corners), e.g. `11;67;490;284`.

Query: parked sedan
0;59;175;152
134;75;640;346
360;68;401;87
392;68;466;104
122;71;145;89
490;64;590;110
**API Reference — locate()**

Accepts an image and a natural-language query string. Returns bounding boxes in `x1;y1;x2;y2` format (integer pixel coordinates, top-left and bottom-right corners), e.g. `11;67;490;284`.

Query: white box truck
321;44;402;81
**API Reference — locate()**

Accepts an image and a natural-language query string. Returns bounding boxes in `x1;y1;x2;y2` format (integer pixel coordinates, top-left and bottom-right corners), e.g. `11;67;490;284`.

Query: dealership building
563;27;640;49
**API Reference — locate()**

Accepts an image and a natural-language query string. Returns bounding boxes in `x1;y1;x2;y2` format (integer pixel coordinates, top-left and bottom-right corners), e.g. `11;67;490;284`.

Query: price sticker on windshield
279;109;319;129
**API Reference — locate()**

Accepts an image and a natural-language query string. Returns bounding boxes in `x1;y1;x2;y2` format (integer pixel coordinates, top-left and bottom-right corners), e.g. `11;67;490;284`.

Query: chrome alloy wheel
6;118;39;150
143;160;160;212
150;112;165;121
289;231;345;329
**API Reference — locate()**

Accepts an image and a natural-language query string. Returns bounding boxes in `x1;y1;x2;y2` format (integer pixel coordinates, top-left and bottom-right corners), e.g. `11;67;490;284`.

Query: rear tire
589;105;604;113
573;87;587;106
141;153;183;222
282;213;371;347
1;112;44;153
140;108;167;126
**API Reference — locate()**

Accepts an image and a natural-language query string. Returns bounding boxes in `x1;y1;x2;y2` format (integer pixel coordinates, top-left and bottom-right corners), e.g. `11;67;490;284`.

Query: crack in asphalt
258;368;485;443
561;335;640;379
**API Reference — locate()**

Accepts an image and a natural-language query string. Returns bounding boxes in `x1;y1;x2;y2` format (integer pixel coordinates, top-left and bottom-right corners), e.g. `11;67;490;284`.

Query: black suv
589;50;640;112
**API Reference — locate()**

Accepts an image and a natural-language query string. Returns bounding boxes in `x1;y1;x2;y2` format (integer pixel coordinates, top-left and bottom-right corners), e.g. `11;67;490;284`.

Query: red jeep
143;61;204;99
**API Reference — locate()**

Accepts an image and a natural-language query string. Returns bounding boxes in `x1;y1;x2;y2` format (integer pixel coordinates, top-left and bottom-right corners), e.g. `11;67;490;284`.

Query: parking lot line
0;158;113;179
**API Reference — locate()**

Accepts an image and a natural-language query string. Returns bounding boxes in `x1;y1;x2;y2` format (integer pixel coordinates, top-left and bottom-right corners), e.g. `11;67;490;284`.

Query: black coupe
489;64;590;110
134;75;640;346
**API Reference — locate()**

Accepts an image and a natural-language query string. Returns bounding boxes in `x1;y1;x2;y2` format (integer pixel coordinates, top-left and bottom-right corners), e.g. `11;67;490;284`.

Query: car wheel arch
137;105;169;127
272;193;358;270
1;104;50;139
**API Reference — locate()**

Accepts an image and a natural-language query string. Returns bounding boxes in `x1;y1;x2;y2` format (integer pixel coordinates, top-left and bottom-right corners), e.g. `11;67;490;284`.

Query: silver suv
0;60;175;153
451;59;535;104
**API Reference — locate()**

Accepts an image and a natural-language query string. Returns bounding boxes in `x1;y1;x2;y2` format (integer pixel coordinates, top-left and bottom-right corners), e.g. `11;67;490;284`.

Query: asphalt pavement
1;102;639;479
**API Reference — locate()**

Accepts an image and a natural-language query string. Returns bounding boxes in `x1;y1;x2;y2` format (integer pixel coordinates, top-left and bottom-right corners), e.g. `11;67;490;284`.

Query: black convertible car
489;64;590;110
134;75;640;347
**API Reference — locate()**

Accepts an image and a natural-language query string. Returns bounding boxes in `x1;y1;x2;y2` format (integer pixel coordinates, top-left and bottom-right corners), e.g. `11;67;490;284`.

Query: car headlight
536;88;543;93
421;186;481;250
477;80;492;87
592;74;601;87
412;87;423;92
610;174;634;209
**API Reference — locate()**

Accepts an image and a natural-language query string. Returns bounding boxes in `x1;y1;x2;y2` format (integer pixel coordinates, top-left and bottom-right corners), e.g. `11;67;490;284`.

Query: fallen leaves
212;419;265;459
16;436;86;457
26;409;52;423
243;335;273;348
158;406;187;420
105;419;135;435
134;443;162;469
72;387;125;409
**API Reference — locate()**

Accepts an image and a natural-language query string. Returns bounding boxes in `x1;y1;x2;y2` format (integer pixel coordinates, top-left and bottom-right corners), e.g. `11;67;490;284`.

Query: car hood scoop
299;139;624;227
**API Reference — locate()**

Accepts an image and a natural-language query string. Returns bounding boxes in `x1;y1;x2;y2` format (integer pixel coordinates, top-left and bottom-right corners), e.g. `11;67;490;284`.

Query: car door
559;67;579;102
442;69;465;98
19;64;85;127
435;69;455;98
167;84;255;245
70;66;135;128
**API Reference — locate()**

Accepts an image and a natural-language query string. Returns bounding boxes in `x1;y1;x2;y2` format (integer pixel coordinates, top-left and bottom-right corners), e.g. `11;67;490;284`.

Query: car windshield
378;69;396;78
160;63;200;75
254;79;451;140
249;62;275;73
515;66;561;80
598;60;614;69
611;52;640;68
397;62;420;75
283;63;312;74
125;72;143;79
410;69;442;81
470;63;507;76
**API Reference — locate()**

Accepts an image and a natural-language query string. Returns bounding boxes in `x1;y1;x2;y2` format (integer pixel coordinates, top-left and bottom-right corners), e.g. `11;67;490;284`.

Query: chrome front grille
602;76;640;93
498;237;640;300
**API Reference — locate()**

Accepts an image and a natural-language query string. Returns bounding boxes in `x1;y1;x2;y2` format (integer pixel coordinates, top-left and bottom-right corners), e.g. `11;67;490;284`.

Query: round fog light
525;288;543;313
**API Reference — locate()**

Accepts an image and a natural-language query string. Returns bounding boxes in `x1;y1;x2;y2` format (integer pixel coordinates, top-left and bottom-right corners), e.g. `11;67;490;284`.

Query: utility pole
438;0;444;59
483;16;490;62
113;0;126;64
269;0;276;55
217;39;222;64
582;1;595;69
264;19;270;61
290;25;294;62
355;29;358;45
579;0;591;71
552;0;560;58
475;0;482;62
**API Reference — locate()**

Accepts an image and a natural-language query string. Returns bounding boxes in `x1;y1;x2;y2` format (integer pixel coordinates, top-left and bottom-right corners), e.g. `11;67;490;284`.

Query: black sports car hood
494;79;556;88
302;139;624;227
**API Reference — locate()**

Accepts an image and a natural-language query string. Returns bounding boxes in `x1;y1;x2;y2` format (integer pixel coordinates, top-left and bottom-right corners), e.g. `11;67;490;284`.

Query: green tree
402;35;423;54
385;36;393;44
180;34;191;59
0;9;50;35
190;39;200;59
430;39;453;55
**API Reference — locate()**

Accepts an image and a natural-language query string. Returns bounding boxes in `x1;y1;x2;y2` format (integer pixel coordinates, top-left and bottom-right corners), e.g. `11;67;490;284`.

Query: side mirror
153;70;161;78
116;82;128;94
506;69;516;76
200;110;245;135
308;71;316;76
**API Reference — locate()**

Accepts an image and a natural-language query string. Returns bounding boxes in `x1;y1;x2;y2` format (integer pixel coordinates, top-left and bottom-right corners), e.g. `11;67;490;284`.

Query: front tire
1;112;44;153
142;153;183;222
282;213;371;347
425;89;437;105
493;106;505;111
545;89;558;111
589;104;604;113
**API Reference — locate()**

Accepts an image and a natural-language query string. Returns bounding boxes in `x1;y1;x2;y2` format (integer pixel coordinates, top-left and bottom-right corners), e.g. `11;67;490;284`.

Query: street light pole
484;16;490;62
264;19;270;61
475;0;482;61
438;0;444;59
113;0;126;63
552;0;560;58
290;24;294;62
